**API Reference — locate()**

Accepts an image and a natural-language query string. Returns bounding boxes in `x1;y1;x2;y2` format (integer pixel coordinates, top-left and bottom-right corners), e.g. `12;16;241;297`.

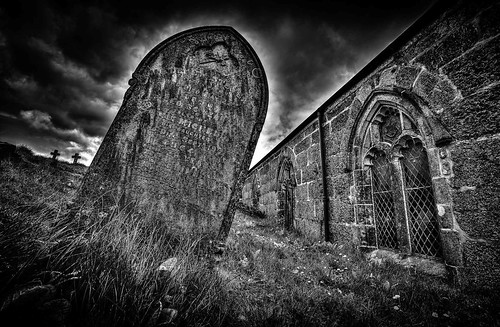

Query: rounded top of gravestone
128;26;268;105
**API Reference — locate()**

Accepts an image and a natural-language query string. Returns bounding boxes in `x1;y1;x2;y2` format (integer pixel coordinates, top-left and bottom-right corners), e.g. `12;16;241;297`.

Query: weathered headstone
76;26;268;240
50;150;60;160
72;153;81;164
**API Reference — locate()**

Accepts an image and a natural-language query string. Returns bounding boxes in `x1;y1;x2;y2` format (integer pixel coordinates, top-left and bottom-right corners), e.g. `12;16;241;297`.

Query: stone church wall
242;0;499;287
242;119;325;239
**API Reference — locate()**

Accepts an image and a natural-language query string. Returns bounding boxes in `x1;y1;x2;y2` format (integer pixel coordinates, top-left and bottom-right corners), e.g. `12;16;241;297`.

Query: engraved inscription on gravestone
76;26;268;239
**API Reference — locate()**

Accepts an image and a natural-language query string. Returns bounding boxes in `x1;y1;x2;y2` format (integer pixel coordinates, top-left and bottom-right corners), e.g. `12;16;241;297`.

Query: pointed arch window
354;106;442;257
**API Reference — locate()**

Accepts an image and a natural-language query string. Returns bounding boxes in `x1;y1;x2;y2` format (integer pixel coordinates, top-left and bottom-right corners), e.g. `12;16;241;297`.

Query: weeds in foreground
0;150;236;327
1;147;499;327
48;210;235;327
217;217;500;326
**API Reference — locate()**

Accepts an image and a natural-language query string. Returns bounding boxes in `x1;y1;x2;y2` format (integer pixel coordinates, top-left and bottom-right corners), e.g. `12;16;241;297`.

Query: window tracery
354;105;441;257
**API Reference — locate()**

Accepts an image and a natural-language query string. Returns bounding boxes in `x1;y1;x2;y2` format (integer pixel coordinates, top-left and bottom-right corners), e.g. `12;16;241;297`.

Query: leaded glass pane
371;150;399;250
401;139;441;257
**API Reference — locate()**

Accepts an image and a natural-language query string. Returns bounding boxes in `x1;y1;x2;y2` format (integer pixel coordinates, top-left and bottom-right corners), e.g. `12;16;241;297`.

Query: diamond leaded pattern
401;140;441;257
371;150;399;250
359;106;443;257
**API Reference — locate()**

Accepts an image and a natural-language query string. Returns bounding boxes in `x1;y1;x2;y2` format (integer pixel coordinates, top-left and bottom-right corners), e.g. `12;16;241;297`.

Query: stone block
260;163;270;176
312;130;319;145
453;187;500;240
349;98;363;121
443;34;500;97
296;170;303;186
454;0;494;21
441;229;463;266
315;199;324;220
428;78;459;111
295;151;307;169
412;69;438;98
302;163;319;183
427;148;440;178
308;181;323;201
329;195;353;224
295;184;308;202
462;240;500;288
326;153;346;174
415;22;479;71
326;176;336;199
307;144;320;165
304;121;318;136
325;105;338;122
295;136;311;155
330;173;351;198
477;2;500;39
378;66;397;87
325;129;343;156
355;84;373;104
436;204;453;229
403;8;460;62
432;177;452;204
326;92;355;121
450;138;500;189
330;110;349;132
440;83;500;141
323;121;331;138
269;156;279;171
396;65;421;89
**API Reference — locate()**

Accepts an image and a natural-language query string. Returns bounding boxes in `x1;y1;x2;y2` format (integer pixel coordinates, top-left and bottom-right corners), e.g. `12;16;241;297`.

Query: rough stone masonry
241;0;500;288
76;26;268;239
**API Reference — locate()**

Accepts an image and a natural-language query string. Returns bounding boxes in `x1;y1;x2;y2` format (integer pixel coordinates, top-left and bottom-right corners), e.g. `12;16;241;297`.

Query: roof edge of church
248;0;450;174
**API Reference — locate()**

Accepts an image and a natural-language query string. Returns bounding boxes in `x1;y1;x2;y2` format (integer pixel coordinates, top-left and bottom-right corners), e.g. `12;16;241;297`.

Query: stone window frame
348;89;454;261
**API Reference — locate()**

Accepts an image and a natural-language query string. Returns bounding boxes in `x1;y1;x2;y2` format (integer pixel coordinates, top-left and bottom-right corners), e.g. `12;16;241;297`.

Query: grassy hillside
0;143;499;327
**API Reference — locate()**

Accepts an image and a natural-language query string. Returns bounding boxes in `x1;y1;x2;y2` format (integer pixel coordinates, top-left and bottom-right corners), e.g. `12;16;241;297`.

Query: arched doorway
277;156;296;231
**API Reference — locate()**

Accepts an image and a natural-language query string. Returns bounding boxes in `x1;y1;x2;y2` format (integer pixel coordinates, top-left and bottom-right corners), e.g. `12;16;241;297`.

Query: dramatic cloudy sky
0;0;435;166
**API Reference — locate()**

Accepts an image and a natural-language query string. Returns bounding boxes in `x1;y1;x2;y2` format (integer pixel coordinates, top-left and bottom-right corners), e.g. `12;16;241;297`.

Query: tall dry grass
0;151;238;327
50;205;238;327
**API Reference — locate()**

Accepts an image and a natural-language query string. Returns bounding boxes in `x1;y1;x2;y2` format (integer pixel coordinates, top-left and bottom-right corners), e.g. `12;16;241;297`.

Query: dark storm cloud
0;0;435;165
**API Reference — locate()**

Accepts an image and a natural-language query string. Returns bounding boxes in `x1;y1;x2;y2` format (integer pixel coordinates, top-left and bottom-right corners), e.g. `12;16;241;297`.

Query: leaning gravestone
76;26;268;240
